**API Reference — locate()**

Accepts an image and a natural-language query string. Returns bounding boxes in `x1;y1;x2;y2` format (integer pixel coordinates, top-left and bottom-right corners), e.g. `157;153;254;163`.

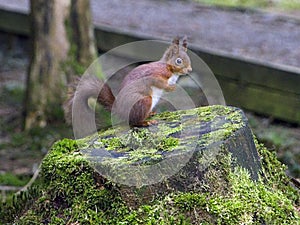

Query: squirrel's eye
175;58;183;65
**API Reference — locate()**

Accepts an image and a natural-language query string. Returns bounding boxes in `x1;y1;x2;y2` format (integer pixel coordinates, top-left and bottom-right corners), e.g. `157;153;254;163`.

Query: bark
24;0;97;129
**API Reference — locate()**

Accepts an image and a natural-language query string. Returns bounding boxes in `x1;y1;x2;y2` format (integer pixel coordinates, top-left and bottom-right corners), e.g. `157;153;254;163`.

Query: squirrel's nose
187;66;192;73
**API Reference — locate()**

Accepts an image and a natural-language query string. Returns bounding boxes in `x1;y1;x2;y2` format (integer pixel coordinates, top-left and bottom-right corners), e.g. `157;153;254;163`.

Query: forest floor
0;1;299;200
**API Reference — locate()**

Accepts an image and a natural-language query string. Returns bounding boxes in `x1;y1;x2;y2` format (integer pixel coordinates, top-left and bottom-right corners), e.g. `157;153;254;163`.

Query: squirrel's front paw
166;85;176;92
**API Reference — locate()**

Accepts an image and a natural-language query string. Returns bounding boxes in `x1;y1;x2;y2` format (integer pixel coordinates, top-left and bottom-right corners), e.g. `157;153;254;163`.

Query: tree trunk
24;0;97;130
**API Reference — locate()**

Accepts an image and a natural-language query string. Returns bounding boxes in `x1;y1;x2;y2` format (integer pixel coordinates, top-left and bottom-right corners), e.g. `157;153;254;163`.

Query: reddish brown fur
97;82;115;111
120;62;173;89
63;37;192;127
115;62;176;125
129;96;153;126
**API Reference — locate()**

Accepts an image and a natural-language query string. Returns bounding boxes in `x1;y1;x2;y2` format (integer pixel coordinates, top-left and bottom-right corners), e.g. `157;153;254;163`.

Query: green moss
0;184;42;223
1;106;299;224
200;152;233;195
155;110;182;122
84;123;183;165
255;139;300;204
101;137;124;150
173;167;299;224
196;107;243;147
196;0;300;10
82;106;244;167
159;136;179;150
3;148;299;224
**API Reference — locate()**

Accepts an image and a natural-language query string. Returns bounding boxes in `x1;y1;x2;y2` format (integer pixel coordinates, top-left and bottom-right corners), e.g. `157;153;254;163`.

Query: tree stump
81;105;262;207
2;106;299;224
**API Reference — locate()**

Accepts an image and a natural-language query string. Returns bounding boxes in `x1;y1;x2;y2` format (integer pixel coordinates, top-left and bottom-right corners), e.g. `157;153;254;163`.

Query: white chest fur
168;75;179;85
150;75;179;111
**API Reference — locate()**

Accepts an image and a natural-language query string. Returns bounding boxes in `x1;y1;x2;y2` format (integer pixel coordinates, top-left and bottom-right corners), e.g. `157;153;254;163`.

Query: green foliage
197;0;269;8
196;0;300;9
0;173;30;187
277;0;300;9
0;123;71;152
0;83;24;105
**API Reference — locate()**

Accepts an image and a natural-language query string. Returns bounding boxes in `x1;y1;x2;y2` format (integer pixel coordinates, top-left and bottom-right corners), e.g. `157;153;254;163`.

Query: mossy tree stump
1;106;299;224
81;106;261;207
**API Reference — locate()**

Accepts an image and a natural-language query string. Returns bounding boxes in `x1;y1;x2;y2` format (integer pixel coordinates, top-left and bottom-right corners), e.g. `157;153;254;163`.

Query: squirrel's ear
170;36;179;54
182;36;188;52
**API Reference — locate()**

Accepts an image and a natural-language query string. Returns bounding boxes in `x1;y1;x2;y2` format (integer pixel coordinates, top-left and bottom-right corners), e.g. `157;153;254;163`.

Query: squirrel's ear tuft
172;36;180;46
182;36;188;52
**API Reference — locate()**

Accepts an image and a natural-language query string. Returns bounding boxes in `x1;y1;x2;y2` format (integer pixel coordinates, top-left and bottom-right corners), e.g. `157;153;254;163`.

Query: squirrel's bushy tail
63;75;115;124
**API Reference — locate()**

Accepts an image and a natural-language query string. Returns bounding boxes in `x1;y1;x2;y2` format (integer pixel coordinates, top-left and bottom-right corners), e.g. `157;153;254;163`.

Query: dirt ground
0;1;299;193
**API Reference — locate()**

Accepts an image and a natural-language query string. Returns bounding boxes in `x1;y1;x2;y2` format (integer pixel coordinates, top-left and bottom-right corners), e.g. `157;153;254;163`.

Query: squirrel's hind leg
129;96;156;126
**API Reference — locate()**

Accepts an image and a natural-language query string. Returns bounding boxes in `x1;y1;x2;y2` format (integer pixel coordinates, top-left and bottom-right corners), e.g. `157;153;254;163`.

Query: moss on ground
0;106;299;224
196;0;300;10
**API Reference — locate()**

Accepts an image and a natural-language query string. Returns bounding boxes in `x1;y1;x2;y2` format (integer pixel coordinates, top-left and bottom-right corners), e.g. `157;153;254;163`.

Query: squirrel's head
161;36;192;75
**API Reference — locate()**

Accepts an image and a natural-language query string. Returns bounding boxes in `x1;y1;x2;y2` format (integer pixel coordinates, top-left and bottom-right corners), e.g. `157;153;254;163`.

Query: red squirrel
64;37;192;127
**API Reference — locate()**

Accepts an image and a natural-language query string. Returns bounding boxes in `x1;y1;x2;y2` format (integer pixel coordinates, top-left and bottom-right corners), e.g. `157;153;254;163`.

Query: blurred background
0;0;299;200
